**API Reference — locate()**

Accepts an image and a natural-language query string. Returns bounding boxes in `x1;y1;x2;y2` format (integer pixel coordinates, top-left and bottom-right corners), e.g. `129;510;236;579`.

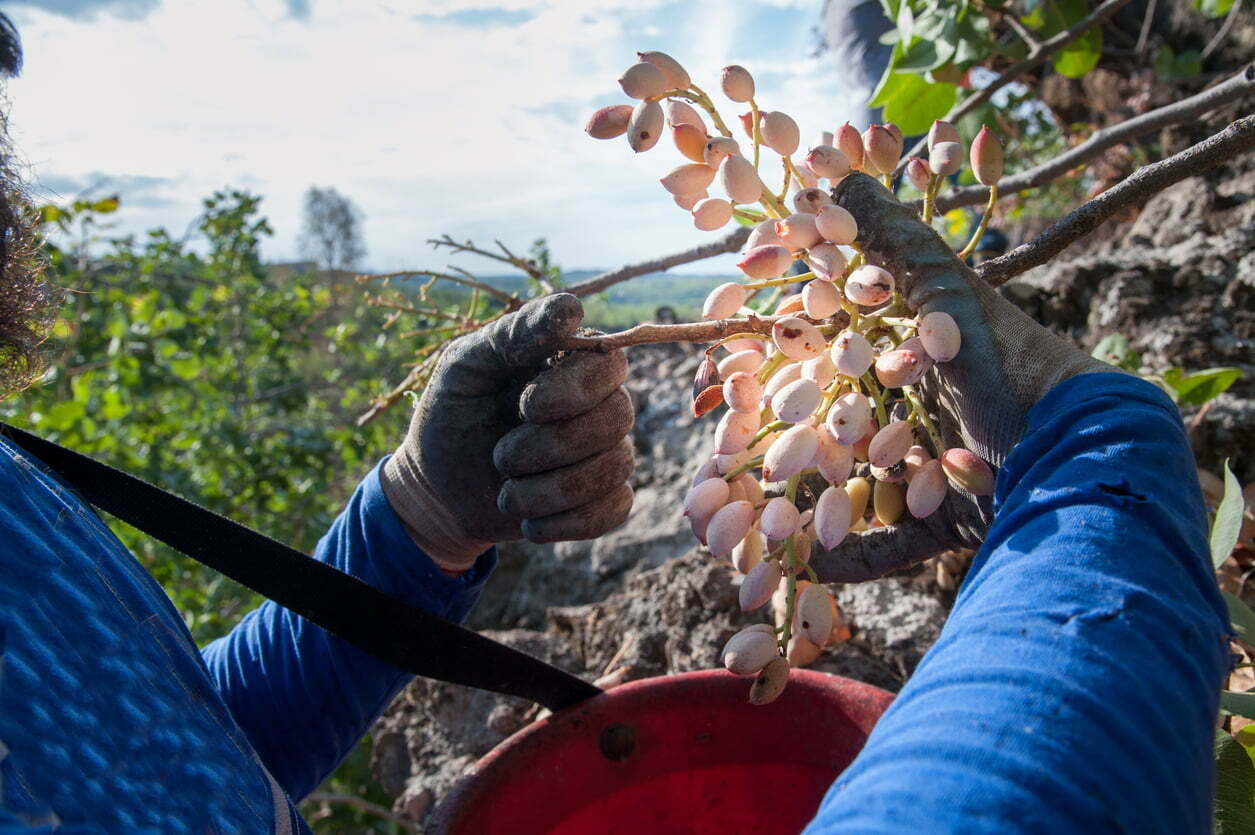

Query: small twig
1003;12;1042;52
356;267;519;308
562;226;750;298
560;315;776;352
978;114;1255;285
1135;0;1157;56
928;65;1255;214
896;0;1136;175
1203;0;1243;60
302;793;420;833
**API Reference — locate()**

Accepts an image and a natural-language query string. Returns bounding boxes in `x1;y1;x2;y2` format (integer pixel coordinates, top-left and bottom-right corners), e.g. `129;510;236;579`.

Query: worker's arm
202;293;635;802
200;462;492;802
807;371;1229;833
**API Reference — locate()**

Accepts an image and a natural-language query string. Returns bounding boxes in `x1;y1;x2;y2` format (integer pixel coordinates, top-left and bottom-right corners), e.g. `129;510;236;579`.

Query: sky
2;0;870;276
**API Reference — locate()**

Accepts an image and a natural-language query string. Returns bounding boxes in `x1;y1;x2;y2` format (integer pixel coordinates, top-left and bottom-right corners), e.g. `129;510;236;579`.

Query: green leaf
1154;46;1204;80
896;0;915;42
1194;0;1235;18
1163;366;1242;406
896;36;956;73
1225;592;1255;639
42;400;86;432
870;51;909;107
1040;0;1102;78
881;76;958;135
169;356;202;381
1216;729;1255;833
91;196;121;214
1091;333;1140;372
1212;459;1245;568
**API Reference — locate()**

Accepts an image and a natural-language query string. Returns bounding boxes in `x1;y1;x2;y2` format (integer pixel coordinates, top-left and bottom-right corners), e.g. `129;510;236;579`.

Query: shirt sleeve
806;372;1231;834
199;457;496;802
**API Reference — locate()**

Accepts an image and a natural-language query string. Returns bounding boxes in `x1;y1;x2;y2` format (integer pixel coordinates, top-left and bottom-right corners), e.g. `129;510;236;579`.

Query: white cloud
7;0;873;276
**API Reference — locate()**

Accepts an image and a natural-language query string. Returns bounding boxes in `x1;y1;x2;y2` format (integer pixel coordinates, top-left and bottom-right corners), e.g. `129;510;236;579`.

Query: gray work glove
380;293;635;573
812;173;1119;583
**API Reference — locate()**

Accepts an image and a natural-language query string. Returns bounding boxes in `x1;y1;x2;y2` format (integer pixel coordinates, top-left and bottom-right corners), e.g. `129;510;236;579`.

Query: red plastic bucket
428;668;894;834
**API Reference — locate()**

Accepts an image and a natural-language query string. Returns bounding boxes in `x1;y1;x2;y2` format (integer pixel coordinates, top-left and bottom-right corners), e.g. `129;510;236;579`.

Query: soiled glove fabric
381;293;635;573
812;174;1118;582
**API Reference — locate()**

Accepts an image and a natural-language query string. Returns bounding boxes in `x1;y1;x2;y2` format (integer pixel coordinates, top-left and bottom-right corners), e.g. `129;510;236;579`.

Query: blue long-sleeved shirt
807;372;1231;832
0;450;494;833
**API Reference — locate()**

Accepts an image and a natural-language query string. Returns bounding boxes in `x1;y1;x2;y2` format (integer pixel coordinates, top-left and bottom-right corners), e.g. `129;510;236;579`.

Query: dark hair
0;12;55;396
0;13;21;77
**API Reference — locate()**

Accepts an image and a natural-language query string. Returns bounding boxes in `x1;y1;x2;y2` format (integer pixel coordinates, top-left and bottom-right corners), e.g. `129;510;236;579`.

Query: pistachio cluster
589;53;1002;705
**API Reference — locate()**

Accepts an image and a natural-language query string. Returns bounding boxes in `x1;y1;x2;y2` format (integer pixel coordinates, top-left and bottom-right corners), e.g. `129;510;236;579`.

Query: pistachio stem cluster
591;52;1003;706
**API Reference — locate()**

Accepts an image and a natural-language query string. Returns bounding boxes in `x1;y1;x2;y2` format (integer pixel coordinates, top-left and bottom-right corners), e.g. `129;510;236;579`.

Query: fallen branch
929;64;1255;214
896;0;1136;174
563;225;750;298
977;114;1255;285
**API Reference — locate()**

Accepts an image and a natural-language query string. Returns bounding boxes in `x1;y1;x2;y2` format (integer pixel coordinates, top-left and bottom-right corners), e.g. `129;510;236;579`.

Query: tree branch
929;64;1255;214
356;267;520;309
977;114;1255;285
302;792;420;833
559;311;835;352
563;225;751;298
896;0;1136;175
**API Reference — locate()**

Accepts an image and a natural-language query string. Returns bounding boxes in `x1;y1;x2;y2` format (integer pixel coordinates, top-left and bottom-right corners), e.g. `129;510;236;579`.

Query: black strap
0;422;600;712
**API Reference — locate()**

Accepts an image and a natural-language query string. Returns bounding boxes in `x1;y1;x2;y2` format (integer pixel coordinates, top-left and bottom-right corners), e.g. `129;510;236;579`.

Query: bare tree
298;186;366;273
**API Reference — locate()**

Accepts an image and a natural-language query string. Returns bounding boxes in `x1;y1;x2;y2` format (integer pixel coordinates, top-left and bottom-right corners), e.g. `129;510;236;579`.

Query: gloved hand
812;173;1119;583
380;293;635;574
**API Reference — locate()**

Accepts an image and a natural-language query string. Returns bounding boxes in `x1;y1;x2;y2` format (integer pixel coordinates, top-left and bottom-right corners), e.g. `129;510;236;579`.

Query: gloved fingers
520;348;629;423
497;438;634;519
521;482;634;544
494;386;635;478
485;293;585;371
809;516;958;583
